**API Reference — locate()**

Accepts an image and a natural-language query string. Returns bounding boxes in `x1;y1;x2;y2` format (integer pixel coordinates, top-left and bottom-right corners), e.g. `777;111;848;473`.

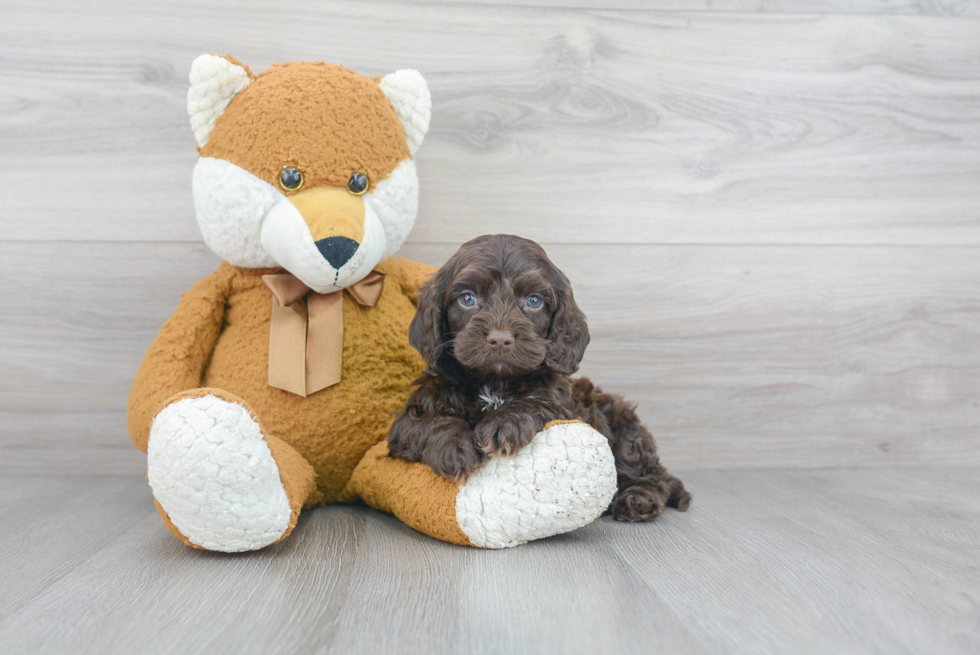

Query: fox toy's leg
349;420;617;548
147;389;317;552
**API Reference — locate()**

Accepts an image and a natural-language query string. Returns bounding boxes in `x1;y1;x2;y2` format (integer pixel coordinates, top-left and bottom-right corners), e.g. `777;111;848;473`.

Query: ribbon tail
306;291;344;394
267;295;311;397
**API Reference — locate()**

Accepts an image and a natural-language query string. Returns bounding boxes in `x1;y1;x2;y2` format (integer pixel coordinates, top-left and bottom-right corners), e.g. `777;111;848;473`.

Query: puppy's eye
526;295;543;309
347;172;369;195
279;167;304;192
459;293;477;308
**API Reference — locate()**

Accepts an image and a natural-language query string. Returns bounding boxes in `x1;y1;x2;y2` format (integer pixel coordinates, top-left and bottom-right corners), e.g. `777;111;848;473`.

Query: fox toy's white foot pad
147;394;292;552
456;421;617;549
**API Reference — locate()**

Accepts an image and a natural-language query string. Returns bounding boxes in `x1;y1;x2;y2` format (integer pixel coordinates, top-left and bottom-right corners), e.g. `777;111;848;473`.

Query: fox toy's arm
127;264;236;452
380;257;437;305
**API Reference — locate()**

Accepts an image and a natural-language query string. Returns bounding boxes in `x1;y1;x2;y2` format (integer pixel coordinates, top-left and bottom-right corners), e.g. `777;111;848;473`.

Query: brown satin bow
261;270;386;397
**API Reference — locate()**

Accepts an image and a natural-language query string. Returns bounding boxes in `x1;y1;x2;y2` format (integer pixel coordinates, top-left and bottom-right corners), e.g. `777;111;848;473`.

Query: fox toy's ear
187;54;252;147
379;70;431;155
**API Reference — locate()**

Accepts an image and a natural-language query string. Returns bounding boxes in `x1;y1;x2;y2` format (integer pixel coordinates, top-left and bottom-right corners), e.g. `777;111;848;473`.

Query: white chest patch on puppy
478;386;507;412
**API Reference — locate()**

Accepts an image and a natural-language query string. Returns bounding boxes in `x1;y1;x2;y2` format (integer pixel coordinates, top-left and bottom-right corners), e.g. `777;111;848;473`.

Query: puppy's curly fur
388;234;691;522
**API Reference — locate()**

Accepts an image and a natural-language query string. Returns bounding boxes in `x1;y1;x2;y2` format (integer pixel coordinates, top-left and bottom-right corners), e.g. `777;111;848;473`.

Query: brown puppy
388;234;691;522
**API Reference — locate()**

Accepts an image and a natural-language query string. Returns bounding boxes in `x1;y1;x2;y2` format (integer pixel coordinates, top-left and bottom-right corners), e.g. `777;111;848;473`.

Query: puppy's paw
423;428;483;482
610;484;668;522
672;488;693;512
474;411;540;456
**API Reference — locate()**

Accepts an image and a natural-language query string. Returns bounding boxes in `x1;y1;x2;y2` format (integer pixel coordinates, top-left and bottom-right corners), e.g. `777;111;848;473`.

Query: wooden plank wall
1;0;978;474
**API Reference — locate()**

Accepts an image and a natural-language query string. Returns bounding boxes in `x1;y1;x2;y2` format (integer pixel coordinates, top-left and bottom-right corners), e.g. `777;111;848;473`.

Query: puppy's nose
487;330;515;350
315;236;359;268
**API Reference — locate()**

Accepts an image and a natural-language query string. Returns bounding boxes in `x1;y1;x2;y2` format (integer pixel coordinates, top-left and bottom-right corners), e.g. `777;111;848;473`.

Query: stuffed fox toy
127;54;618;552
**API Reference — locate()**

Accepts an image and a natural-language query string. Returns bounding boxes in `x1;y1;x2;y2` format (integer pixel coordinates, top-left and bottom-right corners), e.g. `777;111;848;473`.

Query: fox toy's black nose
315;236;359;268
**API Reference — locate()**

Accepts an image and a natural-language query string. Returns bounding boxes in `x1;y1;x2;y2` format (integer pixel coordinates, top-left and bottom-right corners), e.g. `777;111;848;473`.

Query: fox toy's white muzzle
260;192;387;293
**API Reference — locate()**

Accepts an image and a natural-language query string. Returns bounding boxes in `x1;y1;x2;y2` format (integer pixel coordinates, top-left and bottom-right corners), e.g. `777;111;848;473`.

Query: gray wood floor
1;468;978;654
2;0;979;653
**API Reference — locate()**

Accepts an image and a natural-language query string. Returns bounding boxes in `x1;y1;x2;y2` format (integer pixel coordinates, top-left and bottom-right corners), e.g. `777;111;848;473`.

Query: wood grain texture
2;240;977;473
0;469;977;654
0;412;146;475
0;476;155;619
433;0;980;16
1;2;979;245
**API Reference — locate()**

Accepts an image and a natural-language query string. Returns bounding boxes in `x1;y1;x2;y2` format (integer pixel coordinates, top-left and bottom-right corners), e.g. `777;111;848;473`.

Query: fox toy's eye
279;167;304;192
525;295;543;309
459;293;477;308
347;171;369;195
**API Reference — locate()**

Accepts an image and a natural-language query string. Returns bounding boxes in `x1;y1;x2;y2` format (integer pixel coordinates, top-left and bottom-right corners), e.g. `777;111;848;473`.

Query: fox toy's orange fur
128;258;433;504
200;62;410;193
127;56;478;550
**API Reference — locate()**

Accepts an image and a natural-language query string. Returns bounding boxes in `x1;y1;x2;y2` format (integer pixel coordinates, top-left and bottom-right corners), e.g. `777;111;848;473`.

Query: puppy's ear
409;265;452;373
545;268;590;375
